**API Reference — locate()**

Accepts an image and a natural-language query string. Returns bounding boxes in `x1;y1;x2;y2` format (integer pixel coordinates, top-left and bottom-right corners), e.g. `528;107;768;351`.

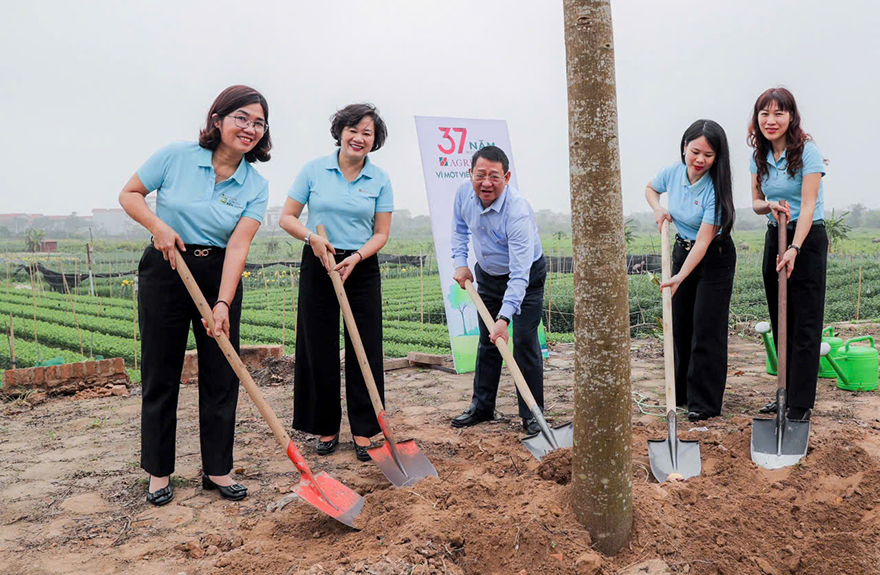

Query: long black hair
680;119;735;236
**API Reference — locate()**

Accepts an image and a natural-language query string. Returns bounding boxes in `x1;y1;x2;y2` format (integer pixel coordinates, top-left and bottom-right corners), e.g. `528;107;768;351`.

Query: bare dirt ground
2;324;879;575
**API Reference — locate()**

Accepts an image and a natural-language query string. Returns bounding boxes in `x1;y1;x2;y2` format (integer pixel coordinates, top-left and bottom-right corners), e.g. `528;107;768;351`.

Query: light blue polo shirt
749;141;825;222
651;163;718;241
288;152;394;250
137;141;269;247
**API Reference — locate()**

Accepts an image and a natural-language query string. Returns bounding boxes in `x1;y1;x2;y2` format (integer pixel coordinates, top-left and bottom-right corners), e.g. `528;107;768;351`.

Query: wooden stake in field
856;266;863;321
8;313;15;370
547;253;553;333
281;279;287;349
60;261;84;356
564;0;633;554
132;273;138;370
264;274;271;312
28;262;41;362
420;253;424;325
85;241;96;297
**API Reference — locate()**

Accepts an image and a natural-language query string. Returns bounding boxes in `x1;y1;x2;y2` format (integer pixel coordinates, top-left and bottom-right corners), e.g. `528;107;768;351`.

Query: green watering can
756;322;844;379
831;336;878;392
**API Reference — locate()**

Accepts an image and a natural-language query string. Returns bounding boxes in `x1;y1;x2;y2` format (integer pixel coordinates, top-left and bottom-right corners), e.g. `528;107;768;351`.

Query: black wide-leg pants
472;257;546;420
671;235;736;416
138;245;242;477
762;223;828;409
293;245;384;438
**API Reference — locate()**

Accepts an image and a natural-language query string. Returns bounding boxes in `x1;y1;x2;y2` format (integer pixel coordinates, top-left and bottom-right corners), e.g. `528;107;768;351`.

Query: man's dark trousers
471;256;546;419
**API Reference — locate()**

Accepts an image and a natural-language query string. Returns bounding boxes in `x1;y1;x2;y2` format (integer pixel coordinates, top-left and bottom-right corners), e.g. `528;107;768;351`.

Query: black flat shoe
787;407;811;421
687;411;710;422
146;484;174;506
759;400;778;414
202;474;247;501
354;441;372;462
451;406;494;428
522;417;542;435
316;434;340;455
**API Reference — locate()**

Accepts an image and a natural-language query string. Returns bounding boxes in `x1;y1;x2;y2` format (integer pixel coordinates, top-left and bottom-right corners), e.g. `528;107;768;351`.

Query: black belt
674;235;729;252
768;219;825;231
183;244;225;257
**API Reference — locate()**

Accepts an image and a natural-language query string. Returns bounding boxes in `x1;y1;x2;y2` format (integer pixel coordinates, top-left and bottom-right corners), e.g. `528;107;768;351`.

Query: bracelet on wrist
215;300;230;310
787;244;800;254
355;250;364;262
303;231;312;244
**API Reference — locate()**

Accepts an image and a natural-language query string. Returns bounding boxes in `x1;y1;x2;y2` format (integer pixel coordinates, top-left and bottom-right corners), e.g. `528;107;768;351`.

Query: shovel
463;279;572;461
173;251;364;528
751;206;811;469
647;220;701;482
317;226;437;487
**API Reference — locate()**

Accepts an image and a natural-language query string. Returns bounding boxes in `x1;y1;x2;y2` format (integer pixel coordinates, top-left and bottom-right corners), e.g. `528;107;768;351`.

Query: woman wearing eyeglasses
119;85;271;506
279;103;393;462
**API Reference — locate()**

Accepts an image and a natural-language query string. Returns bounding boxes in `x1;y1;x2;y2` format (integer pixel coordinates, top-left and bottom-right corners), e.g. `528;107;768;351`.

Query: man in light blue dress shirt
450;146;546;435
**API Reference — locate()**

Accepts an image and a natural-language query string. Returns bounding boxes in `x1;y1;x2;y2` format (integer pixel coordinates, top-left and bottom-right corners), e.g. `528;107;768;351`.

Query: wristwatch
303;231;312;244
787;244;801;254
496;314;511;325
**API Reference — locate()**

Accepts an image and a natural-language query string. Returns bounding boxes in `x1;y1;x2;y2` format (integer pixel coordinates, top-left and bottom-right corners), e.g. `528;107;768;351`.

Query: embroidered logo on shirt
218;193;244;209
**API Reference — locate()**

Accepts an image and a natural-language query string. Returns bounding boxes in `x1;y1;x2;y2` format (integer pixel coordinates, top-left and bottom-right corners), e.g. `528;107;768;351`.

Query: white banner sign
415;116;547;373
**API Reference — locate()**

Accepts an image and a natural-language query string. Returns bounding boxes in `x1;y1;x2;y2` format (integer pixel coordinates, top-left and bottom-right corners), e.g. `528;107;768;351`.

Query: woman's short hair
199;85;272;163
330;103;387;152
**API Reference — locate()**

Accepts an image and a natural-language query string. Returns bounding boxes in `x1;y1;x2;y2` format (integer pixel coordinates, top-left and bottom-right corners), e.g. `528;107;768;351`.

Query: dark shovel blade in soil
293;471;365;529
368;438;438;487
751;416;811;470
522;420;574;461
647;413;701;482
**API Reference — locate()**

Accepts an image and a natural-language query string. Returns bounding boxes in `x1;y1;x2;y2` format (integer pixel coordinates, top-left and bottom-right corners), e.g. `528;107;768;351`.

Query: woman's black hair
199;85;271;163
680;119;735;236
330;103;387;152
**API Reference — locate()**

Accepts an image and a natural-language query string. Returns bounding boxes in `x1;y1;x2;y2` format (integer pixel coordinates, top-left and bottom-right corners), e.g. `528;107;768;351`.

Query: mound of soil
537;447;572;484
251;355;296;386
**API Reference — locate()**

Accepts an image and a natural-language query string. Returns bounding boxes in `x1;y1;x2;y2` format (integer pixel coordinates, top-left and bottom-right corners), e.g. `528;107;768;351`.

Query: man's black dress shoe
316;434;340;455
451;407;493;428
146;484;174;506
202;474;247;501
522;417;542;435
759;400;778;414
787;407;811;421
687;411;710;422
354;441;372;462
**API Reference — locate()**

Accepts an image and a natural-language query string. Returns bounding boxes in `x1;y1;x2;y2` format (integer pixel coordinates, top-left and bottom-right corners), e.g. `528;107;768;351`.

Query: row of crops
2;252;878;383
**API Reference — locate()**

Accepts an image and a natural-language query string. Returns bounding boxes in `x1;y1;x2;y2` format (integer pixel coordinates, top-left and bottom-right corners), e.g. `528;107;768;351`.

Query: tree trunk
563;0;633;555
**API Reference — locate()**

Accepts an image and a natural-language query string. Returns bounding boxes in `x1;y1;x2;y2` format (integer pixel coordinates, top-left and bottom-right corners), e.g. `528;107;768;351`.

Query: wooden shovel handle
660;220;676;413
315;226;387;419
463;279;539;411
776;204;788;391
173;251;292;454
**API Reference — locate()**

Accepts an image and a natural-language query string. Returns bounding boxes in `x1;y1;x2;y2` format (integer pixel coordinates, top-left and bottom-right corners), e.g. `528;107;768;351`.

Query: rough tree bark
563;0;633;555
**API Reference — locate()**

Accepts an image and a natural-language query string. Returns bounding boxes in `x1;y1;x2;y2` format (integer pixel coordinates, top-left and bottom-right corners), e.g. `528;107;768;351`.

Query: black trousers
472;257;546;419
138;245;242;477
293;245;384;438
763;223;828;409
671;235;736;416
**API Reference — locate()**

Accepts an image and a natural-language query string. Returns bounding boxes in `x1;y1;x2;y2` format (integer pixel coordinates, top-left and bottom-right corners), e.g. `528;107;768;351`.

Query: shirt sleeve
137;144;175;192
287;163;312;204
242;181;269;223
499;208;536;319
451;185;470;269
801;142;826;176
650;165;675;194
749;153;758;174
375;175;394;213
701;189;718;226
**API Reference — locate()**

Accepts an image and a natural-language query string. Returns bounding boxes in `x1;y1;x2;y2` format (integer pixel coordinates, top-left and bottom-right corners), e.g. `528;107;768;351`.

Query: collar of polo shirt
324;152;378;180
766;148;787;167
196;146;249;185
678;166;711;194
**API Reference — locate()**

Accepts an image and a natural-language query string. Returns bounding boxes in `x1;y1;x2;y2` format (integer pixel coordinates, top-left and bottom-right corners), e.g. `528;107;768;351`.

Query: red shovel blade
294;472;365;529
286;441;364;529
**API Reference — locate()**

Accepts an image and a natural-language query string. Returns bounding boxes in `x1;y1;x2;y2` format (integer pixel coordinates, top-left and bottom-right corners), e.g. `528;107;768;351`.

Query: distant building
92;208;133;235
264;206;282;229
40;240;58;253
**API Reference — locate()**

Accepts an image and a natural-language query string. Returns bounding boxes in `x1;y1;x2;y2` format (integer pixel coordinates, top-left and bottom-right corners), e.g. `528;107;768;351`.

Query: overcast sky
2;0;877;217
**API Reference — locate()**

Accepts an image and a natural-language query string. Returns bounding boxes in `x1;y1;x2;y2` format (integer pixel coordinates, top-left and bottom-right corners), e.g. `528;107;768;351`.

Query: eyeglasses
471;172;506;184
228;114;268;134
